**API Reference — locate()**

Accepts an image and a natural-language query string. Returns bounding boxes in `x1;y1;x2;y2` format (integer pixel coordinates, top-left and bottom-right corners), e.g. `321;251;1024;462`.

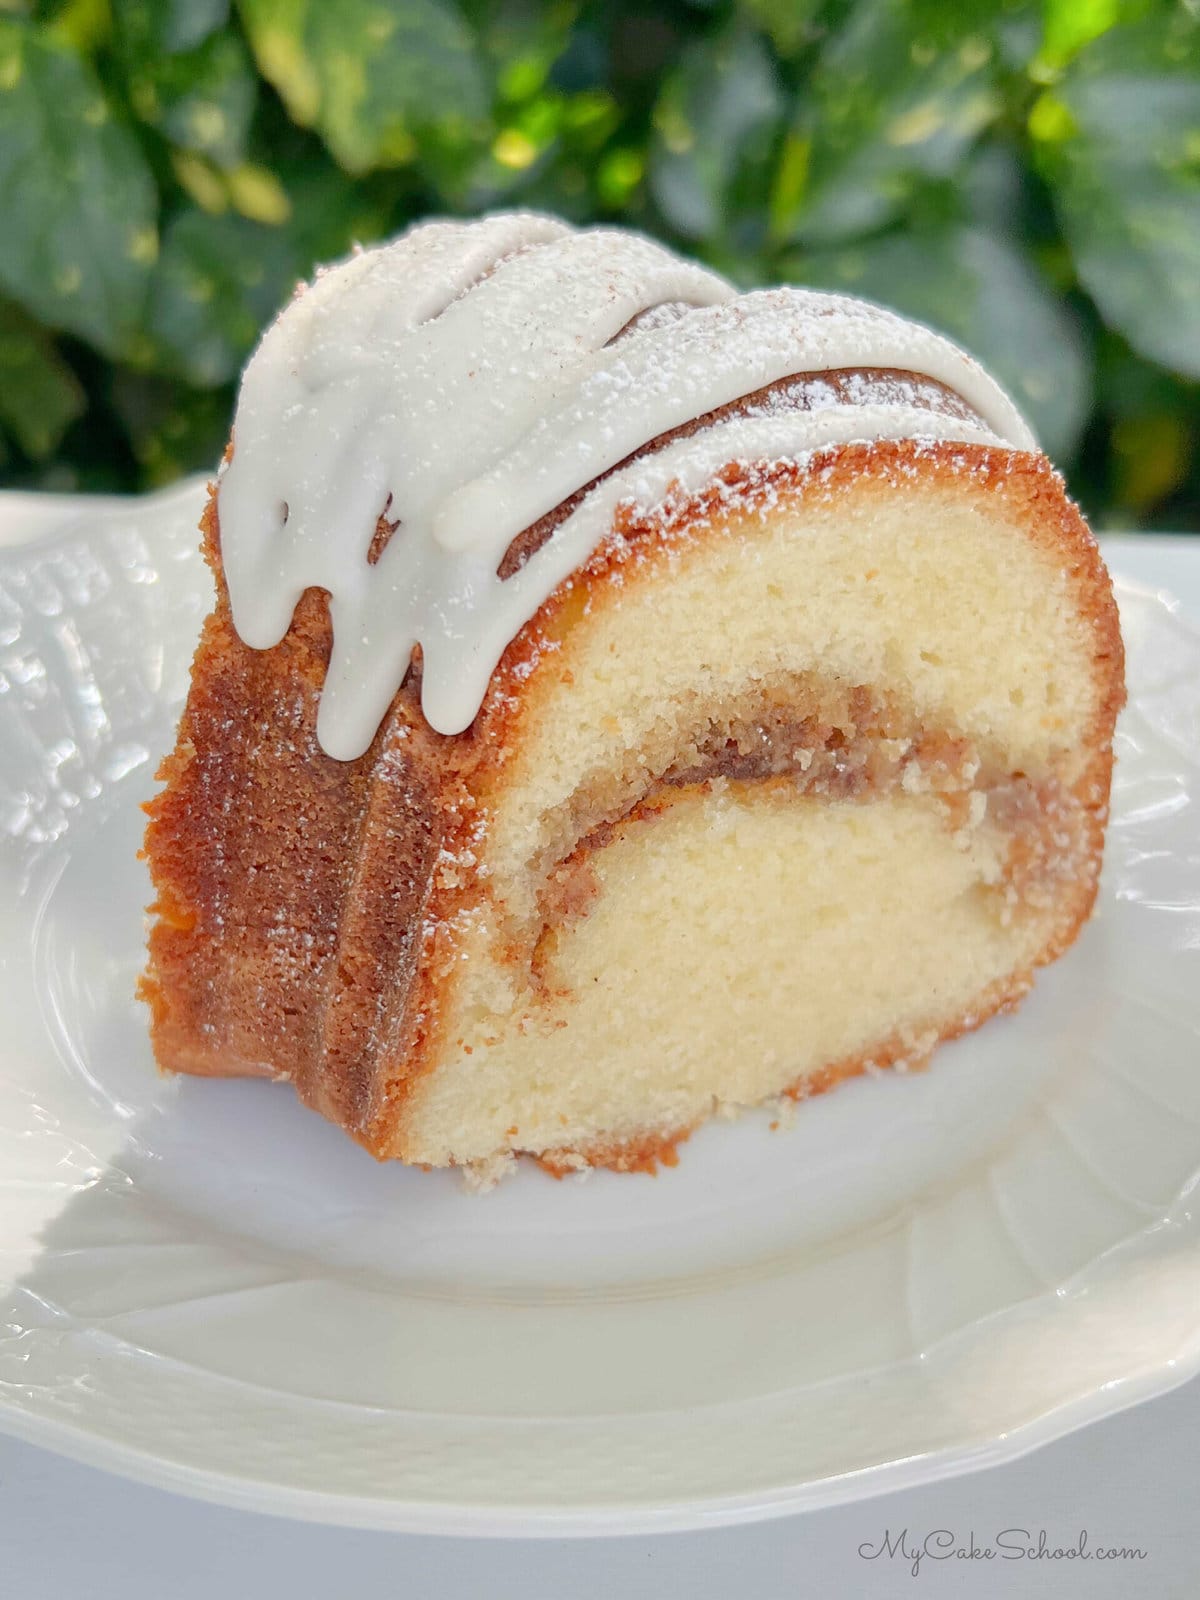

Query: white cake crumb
461;1150;517;1192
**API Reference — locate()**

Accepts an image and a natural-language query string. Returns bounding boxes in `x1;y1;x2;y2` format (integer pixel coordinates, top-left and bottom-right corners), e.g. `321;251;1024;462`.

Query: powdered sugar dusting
218;212;1036;759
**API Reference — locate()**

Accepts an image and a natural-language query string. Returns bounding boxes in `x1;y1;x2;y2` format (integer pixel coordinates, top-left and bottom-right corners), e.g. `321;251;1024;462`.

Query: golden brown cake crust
141;437;1124;1169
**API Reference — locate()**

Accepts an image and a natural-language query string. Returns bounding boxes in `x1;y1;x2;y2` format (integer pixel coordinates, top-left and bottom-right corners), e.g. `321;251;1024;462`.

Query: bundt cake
140;212;1124;1181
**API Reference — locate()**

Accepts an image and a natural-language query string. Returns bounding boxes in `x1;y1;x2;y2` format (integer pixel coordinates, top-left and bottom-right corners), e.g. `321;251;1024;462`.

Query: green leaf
1034;10;1200;378
0;18;157;355
114;2;257;169
274;153;389;262
796;223;1091;462
111;368;231;483
735;0;822;59
238;0;487;175
113;0;228;55
649;25;782;242
146;208;302;386
38;0;112;54
0;297;85;456
785;0;1004;245
1037;0;1121;71
1094;334;1196;516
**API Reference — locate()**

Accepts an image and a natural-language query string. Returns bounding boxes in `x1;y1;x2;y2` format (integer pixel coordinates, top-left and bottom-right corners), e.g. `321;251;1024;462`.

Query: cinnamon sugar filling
528;685;1088;958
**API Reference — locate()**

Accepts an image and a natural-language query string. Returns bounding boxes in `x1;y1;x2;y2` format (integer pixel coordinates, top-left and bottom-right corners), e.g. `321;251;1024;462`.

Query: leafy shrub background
0;0;1197;528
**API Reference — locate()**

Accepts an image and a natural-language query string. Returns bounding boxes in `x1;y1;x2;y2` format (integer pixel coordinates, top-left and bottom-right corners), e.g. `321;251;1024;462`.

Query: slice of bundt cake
140;212;1124;1179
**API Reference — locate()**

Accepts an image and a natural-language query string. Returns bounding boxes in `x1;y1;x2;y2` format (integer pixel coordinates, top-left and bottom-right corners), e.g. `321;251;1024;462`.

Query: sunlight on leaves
238;0;486;175
786;1;1005;245
146;209;302;384
650;25;781;242
0;18;157;354
114;1;257;169
1038;11;1200;376
0;0;1195;520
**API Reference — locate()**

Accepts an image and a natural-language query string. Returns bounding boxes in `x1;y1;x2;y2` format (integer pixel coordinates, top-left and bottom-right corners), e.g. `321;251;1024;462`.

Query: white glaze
218;212;1037;759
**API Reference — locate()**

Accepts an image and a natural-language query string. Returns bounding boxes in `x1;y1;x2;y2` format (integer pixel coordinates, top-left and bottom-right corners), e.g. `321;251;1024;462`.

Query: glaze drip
217;211;1036;759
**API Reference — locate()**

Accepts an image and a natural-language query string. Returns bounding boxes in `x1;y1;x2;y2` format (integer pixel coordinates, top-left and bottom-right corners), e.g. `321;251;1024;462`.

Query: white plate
1;483;1198;1536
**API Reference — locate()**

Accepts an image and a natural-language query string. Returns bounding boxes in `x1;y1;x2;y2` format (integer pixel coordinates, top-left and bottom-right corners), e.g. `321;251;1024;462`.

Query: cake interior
388;458;1116;1172
140;448;1118;1177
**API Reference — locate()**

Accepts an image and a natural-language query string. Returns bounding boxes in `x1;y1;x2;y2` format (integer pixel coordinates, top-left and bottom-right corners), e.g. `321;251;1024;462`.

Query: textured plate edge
2;1335;1198;1537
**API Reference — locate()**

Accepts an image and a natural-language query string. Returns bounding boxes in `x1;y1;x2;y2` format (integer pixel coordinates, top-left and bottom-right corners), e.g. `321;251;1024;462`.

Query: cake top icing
217;211;1036;759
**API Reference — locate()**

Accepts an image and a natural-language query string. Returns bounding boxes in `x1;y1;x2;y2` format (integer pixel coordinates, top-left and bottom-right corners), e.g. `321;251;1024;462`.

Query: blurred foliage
0;0;1197;528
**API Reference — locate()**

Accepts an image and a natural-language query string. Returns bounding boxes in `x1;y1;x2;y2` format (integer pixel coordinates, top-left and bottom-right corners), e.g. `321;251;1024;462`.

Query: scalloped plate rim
0;1348;1196;1538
